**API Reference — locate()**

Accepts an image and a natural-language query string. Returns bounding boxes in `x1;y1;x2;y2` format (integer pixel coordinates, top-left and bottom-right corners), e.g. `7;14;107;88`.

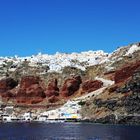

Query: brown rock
16;76;46;104
45;90;59;97
114;61;140;83
108;85;118;93
17;97;44;104
81;80;103;93
47;79;59;91
30;98;44;104
45;79;59;97
20;76;40;89
1;91;15;101
61;75;82;97
0;78;18;93
48;95;59;103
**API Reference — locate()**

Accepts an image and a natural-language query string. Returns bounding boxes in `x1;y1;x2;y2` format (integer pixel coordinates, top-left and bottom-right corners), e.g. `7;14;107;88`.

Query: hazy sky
0;0;140;56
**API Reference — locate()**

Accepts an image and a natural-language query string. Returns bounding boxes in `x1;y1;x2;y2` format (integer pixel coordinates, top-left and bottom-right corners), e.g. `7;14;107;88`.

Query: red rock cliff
60;75;82;97
16;76;46;104
81;80;103;93
114;61;140;83
45;79;59;97
0;78;18;93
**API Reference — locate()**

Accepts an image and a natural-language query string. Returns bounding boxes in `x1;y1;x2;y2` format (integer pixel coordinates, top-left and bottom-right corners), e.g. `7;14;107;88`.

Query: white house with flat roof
22;112;32;121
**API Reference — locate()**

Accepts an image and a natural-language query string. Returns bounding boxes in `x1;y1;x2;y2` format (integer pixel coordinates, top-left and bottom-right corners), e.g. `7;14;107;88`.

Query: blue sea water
0;122;140;140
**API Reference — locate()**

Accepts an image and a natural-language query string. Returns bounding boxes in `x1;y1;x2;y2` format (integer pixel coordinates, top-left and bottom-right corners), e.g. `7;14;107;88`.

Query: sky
0;0;140;56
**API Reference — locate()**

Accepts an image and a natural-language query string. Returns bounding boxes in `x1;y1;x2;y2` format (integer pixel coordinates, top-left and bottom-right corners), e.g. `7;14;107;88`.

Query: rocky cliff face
114;61;140;83
61;76;82;97
0;42;140;124
0;74;103;104
80;60;140;124
119;68;140;114
0;78;18;93
81;80;103;93
45;79;59;97
16;76;46;104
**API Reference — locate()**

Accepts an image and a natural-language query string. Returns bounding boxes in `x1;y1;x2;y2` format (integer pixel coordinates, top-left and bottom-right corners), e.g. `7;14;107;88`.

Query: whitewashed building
4;106;14;115
22;112;32;121
40;100;82;121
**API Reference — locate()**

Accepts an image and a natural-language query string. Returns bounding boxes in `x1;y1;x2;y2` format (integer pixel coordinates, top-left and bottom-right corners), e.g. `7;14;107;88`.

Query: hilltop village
0;43;140;124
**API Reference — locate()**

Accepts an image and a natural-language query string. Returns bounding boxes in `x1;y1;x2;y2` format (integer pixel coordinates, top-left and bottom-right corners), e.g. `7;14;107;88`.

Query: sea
0;122;140;140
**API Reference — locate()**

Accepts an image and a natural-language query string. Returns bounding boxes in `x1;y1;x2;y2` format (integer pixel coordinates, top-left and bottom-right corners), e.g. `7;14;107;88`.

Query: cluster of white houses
38;101;81;122
0;101;82;122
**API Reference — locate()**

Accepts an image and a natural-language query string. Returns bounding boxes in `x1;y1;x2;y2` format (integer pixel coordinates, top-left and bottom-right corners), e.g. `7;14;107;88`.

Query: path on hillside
73;77;114;101
73;87;106;101
95;77;114;86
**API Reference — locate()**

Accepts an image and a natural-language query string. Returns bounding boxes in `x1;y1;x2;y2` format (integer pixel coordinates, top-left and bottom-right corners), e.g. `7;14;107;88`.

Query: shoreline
0;119;140;126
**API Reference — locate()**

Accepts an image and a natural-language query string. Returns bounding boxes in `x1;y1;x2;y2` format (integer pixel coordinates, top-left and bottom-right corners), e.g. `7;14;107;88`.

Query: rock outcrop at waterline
81;61;140;124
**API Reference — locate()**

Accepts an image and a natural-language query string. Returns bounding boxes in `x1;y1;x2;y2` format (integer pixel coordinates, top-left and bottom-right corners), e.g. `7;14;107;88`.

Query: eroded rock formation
0;78;18;93
114;61;140;83
16;76;46;104
81;80;103;93
48;95;59;103
45;79;59;97
61;76;82;97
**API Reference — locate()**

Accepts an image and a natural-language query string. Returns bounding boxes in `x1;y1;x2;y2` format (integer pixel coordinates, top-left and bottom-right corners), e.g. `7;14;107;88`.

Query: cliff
0;42;140;124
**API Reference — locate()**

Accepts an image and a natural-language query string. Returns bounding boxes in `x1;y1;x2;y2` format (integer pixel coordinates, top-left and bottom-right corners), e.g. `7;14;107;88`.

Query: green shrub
78;101;86;106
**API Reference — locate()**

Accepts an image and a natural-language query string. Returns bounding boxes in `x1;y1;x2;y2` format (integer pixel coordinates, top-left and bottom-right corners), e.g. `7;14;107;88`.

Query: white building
0;108;2;121
58;101;81;119
40;100;82;121
4;106;14;115
2;114;18;122
22;112;32;121
2;114;12;122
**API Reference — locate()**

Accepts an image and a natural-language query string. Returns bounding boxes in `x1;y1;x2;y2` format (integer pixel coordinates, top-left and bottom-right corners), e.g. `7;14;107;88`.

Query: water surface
0;122;140;140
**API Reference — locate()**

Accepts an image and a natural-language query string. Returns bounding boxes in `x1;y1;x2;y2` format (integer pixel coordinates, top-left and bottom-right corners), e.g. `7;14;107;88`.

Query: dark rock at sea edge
79;115;140;125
